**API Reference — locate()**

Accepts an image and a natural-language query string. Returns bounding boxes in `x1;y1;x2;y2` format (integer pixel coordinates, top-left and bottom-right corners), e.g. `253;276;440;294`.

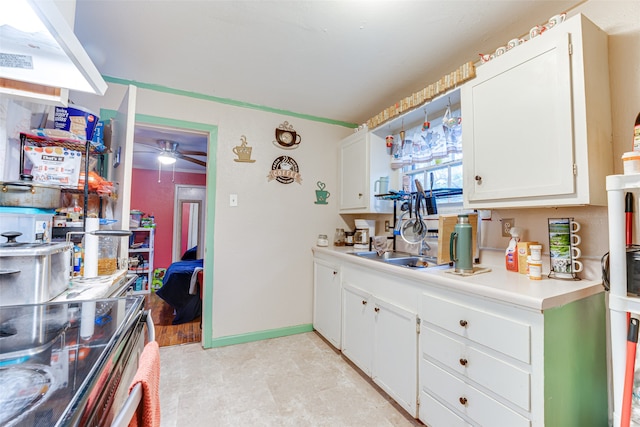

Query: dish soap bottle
505;227;521;272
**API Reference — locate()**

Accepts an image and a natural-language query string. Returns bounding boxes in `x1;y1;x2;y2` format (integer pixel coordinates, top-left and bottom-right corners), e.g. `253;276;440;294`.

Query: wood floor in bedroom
145;291;201;347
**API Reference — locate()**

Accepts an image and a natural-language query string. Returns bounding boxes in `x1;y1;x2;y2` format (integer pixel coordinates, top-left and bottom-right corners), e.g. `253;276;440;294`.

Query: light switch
230;194;238;207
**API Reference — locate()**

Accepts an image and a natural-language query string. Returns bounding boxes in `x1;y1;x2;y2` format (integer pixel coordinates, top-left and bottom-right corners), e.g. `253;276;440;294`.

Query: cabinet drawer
422;325;530;410
421;360;530;427
421;293;530;363
420;391;471;427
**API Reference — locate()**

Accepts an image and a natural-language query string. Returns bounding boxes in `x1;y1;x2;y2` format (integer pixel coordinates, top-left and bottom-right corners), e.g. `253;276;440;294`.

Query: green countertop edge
544;292;608;426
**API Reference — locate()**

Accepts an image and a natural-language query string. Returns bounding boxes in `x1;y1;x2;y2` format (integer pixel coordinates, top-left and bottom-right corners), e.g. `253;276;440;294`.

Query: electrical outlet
502;218;515;237
385;220;390;232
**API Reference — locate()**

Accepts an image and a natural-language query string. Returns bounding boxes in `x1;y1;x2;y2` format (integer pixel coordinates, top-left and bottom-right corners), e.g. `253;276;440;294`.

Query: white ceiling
72;0;582;172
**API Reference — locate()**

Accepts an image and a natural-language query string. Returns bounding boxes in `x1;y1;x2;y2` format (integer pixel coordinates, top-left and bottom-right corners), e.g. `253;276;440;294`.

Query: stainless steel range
0;295;151;426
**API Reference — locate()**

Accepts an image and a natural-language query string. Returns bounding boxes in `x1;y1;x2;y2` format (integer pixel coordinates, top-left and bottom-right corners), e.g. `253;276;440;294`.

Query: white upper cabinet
339;131;395;213
462;14;612;208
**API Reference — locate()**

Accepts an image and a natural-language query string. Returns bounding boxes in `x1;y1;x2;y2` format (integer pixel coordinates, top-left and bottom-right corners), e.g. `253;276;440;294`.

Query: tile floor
159;332;424;426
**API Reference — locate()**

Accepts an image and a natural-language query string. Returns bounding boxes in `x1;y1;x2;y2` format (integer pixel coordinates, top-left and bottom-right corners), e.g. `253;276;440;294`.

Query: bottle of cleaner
505;227;522;272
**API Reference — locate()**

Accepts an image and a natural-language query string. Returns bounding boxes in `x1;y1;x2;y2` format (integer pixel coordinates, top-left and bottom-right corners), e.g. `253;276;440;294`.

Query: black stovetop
0;296;144;426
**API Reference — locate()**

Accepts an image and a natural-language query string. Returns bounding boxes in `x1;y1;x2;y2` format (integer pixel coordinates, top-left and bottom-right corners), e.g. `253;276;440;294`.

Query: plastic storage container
0;207;54;242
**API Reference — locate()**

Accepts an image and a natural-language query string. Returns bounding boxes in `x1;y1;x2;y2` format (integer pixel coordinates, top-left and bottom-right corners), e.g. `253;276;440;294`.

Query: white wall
71;84;352;341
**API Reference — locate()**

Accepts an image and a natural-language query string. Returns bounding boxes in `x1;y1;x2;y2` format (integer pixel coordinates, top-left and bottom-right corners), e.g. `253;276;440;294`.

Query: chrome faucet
419;239;431;256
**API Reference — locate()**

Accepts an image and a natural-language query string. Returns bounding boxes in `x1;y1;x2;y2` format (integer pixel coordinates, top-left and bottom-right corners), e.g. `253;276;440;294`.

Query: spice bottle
345;231;354;246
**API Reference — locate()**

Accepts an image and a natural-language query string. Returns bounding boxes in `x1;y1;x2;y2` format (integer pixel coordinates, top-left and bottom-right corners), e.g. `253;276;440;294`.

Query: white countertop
53;269;131;302
312;246;604;312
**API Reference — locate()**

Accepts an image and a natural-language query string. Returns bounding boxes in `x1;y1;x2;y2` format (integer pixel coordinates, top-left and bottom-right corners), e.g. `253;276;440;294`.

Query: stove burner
0;365;56;426
0;324;17;338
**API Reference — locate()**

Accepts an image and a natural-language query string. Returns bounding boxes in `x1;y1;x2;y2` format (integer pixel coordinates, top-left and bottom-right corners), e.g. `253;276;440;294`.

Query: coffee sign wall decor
267;155;302;184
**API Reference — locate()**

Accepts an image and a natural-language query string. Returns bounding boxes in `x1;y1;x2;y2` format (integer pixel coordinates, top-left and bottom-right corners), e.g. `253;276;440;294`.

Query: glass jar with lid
317;234;329;247
334;228;345;246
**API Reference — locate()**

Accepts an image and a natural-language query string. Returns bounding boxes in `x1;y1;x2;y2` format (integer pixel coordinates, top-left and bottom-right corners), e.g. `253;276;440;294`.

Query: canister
622;152;640;175
528;256;542;280
0;241;72;306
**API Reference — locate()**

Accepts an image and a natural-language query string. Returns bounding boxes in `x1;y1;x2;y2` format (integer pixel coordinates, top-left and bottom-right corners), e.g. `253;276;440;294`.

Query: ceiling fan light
158;152;176;165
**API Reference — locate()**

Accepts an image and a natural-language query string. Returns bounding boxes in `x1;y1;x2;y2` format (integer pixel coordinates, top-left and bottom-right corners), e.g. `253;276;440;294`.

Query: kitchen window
401;108;463;206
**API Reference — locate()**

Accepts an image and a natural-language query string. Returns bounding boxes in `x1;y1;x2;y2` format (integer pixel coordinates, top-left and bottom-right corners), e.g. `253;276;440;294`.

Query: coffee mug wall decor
315;181;330;205
233;135;255;163
273;121;302;149
548;217;582;279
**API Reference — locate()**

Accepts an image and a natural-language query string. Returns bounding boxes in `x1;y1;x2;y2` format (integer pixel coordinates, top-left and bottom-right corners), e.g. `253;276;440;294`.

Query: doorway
130;116;214;347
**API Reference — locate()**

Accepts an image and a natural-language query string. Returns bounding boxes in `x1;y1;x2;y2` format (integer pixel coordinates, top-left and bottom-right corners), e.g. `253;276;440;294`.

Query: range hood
0;0;107;104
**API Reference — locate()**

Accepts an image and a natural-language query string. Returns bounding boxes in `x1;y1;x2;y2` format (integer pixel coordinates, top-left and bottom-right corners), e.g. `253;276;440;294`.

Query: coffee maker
353;228;370;249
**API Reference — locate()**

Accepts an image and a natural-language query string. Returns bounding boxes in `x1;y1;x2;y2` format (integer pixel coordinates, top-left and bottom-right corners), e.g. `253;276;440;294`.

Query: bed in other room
155;247;203;325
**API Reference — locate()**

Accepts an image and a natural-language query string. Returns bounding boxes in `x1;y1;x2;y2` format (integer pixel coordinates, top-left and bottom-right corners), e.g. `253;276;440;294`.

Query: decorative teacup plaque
233;135;255;163
315;181;330;204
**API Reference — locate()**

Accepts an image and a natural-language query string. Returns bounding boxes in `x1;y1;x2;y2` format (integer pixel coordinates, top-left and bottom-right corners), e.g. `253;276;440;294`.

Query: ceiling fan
137;139;207;167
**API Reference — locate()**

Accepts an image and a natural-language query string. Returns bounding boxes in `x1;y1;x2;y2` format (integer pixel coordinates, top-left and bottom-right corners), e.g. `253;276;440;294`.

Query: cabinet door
313;260;341;349
463;30;573;203
372;297;418;417
420;391;472;427
339;132;368;210
342;283;373;375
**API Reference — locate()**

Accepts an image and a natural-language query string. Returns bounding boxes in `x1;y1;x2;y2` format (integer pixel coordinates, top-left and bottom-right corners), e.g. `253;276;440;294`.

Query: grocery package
53;105;99;141
77;171;114;195
23;145;82;187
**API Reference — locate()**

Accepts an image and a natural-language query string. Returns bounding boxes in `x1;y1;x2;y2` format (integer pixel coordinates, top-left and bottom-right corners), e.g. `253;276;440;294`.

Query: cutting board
437;213;478;265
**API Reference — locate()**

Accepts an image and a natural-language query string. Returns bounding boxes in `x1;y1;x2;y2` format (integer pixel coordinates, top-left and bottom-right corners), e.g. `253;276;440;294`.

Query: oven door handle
143;309;155;342
110;310;156;427
111;383;142;427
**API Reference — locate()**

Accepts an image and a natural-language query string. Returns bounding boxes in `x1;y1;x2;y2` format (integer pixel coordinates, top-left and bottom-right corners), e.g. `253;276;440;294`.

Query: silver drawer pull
459;396;468;406
459;358;468;366
0;269;20;275
459;319;468;327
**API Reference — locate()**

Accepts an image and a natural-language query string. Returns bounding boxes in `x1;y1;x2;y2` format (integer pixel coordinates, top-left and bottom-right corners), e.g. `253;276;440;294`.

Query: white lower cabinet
312;259;341;349
418;290;607;427
313;250;606;426
342;282;418;417
342;284;373;374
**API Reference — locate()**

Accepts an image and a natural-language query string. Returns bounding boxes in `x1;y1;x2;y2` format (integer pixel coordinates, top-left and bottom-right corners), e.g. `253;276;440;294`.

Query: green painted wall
544;292;608;426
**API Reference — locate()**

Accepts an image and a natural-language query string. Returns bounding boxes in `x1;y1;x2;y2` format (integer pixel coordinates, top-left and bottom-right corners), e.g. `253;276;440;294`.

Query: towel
128;341;161;427
189;267;204;295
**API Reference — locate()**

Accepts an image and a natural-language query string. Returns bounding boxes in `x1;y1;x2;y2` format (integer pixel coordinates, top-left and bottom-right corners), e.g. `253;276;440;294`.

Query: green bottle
450;214;473;273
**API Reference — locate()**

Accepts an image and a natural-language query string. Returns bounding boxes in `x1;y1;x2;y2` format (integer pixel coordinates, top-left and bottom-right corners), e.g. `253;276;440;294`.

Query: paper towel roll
80;301;96;339
83;218;99;278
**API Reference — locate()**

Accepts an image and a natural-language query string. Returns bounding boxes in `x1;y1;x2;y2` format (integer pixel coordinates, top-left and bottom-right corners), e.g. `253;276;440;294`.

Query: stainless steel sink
349;251;437;268
383;256;437;268
349;251;413;260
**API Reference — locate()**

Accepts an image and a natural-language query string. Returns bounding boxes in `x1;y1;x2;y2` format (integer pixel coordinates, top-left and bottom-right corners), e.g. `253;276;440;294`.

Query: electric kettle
450;214;473;274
